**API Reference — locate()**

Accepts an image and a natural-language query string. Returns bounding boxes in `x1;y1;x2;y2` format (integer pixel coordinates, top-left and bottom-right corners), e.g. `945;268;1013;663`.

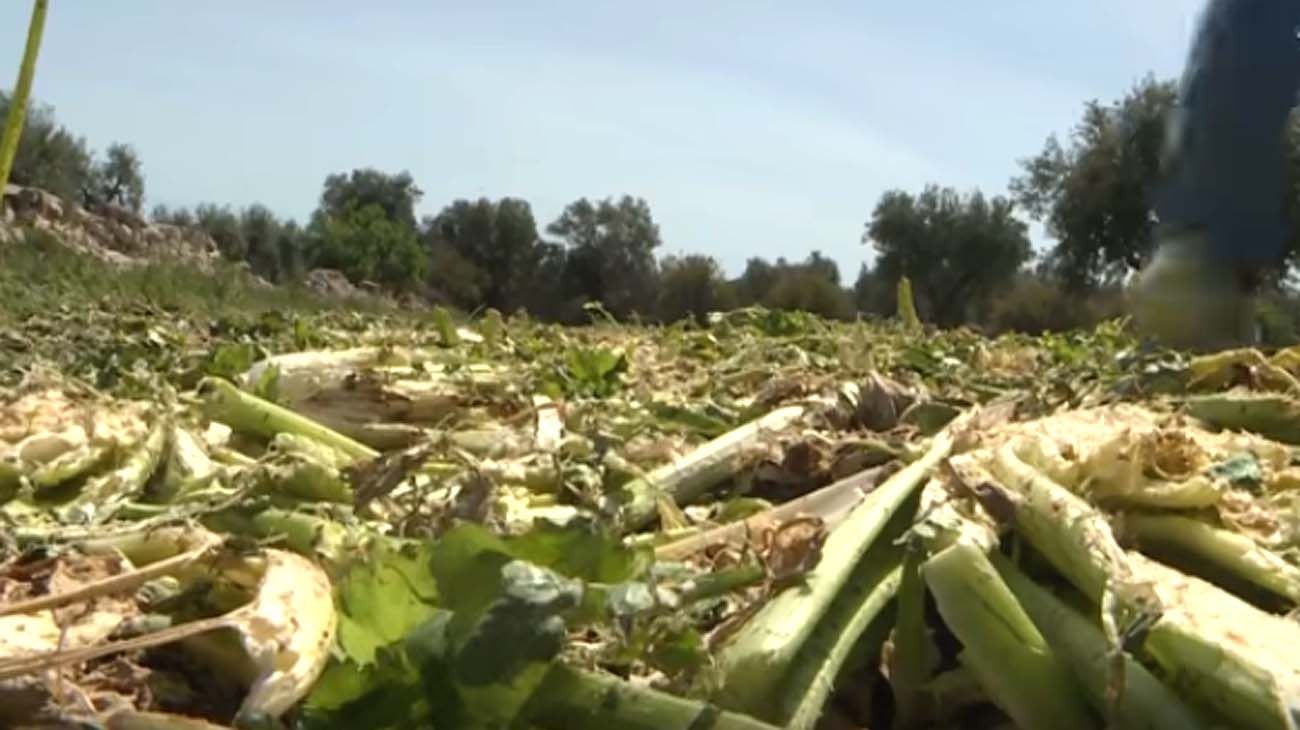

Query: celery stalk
58;420;168;524
198;377;378;462
614;405;805;530
985;446;1300;729
778;541;903;729
0;0;47;192
714;422;957;716
524;663;783;730
993;552;1205;730
1127;513;1300;604
923;542;1095;730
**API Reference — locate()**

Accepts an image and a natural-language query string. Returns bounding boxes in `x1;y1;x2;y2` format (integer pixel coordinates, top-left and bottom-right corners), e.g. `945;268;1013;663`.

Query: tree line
6;75;1300;333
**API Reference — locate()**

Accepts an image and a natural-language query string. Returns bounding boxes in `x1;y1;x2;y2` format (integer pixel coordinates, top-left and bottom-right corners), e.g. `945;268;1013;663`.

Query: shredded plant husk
5;305;1300;729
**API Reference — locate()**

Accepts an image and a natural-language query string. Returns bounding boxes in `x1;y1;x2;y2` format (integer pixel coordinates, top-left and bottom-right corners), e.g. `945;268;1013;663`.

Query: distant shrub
983;274;1124;335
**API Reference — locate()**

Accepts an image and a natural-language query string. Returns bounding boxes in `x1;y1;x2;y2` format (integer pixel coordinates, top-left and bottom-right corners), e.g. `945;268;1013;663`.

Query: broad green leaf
507;516;652;584
206;342;256;379
335;540;439;666
454;560;582;685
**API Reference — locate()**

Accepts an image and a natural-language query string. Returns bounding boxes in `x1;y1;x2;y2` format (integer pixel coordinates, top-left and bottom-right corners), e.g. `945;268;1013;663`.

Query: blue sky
0;1;1203;278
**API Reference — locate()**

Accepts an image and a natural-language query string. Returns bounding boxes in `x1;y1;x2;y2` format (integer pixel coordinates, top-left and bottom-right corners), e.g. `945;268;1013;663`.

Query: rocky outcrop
0;184;423;306
302;268;365;299
0;184;222;269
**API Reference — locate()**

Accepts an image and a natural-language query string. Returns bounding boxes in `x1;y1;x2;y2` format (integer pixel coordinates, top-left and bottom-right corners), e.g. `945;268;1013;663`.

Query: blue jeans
1153;0;1300;273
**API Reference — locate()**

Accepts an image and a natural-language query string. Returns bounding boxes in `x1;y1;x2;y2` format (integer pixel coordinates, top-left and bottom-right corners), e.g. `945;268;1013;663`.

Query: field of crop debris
4;281;1300;730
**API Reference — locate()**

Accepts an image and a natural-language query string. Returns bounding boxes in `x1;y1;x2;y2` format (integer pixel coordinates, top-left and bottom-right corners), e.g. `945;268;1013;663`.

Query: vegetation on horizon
7;67;1300;337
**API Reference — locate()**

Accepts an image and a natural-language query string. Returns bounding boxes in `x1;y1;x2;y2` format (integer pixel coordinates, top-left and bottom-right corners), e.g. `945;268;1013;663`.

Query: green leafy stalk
897;275;922;331
888;541;941;730
923;542;1095;730
985;446;1300;730
197;377;378;462
29;444;109;489
59;419;168;524
258;455;353;504
779;542;904;730
714;422;957;716
1127;513;1300;604
1184;392;1300;445
524;663;784;730
203;506;367;574
992;552;1205;730
615;404;805;531
984;444;1129;603
0;0;48;192
676;561;767;605
271;431;355;470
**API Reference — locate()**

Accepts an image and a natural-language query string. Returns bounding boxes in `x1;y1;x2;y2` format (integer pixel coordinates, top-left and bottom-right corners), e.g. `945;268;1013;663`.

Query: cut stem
197;377;377;462
779;542;903;730
0;0;48;192
923;542;1095;730
992;552;1205;730
524;663;783;730
615;405;805;531
654;463;879;560
1126;513;1300;604
713;420;958;716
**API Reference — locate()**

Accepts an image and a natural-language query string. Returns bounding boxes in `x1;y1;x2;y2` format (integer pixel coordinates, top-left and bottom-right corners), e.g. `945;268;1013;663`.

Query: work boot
1129;229;1257;353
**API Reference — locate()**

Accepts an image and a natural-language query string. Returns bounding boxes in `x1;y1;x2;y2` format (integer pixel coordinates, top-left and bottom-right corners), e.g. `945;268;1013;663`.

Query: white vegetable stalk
985;445;1300;730
614;405;806;530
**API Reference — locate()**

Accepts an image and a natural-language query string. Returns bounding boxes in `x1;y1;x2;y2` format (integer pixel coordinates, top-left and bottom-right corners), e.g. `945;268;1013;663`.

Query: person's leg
1131;0;1300;351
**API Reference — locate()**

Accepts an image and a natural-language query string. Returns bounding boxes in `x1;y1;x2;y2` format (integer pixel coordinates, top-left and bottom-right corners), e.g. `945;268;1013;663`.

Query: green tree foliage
865;184;1032;327
425;197;544;312
303;168;429;291
852;264;891;317
982;273;1124;335
522;242;579;321
733;257;777;307
1010;76;1177;290
0;92;92;201
240;204;305;283
155;202;305;283
424;239;488;311
192;203;247;261
763;265;853;320
312;203;428;291
150;204;194;228
547;195;662;319
656;254;735;324
316;168;422;229
728;253;854;320
86;142;144;212
801;250;841;285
